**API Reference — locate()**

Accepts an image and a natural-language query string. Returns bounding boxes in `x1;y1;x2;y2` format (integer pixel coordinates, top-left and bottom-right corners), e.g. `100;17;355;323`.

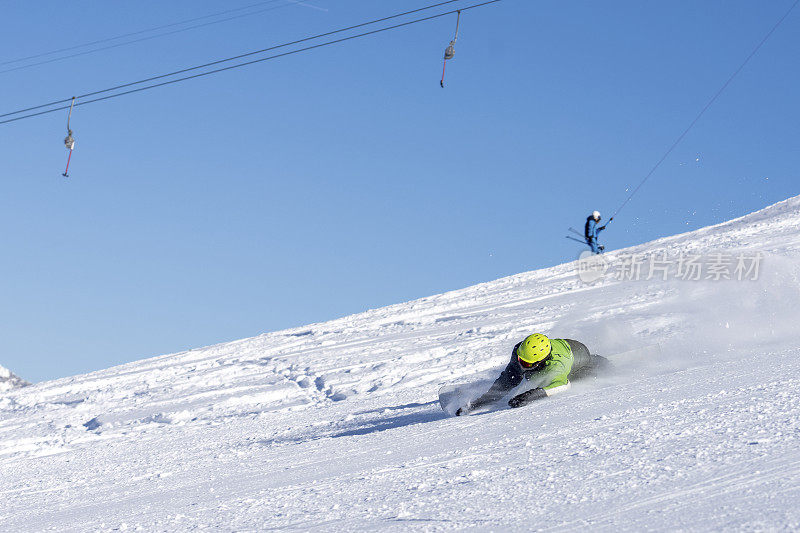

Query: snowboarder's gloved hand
598;225;606;231
508;388;547;408
455;406;469;416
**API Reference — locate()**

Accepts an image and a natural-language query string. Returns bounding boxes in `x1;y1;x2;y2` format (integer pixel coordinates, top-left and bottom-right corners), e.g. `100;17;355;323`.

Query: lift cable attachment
440;10;460;88
62;97;76;177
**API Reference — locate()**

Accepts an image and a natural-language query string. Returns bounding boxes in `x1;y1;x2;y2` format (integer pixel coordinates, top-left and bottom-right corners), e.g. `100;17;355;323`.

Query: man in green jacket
456;333;610;415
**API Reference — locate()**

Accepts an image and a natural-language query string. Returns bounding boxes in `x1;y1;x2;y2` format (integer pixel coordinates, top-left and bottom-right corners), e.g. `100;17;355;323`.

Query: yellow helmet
517;333;552;364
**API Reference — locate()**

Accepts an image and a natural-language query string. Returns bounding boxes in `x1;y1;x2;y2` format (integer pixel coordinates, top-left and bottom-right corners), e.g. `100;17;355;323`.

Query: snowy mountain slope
0;364;29;392
2;196;800;531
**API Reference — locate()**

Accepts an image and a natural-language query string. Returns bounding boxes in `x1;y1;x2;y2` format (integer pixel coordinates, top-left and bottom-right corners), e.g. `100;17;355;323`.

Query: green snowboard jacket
470;338;588;411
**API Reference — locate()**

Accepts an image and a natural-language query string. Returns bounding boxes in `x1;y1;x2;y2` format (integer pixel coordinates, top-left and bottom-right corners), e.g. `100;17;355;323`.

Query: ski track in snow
2;197;800;530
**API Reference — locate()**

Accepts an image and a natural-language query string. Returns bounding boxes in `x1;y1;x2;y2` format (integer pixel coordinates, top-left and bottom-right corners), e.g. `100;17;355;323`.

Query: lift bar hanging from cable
440;10;460;88
1;1;506;126
62;97;76;177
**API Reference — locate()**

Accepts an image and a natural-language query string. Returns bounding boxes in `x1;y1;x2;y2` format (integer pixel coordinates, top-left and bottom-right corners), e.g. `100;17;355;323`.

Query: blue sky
1;0;798;382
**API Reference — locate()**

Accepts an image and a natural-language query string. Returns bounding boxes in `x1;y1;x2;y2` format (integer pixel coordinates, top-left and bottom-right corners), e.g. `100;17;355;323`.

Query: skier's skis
568;227;585;238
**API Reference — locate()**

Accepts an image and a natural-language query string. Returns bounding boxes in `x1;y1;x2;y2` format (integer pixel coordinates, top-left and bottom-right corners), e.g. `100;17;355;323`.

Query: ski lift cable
0;0;289;68
607;0;799;225
60;1;499;115
0;0;479;122
0;1;297;76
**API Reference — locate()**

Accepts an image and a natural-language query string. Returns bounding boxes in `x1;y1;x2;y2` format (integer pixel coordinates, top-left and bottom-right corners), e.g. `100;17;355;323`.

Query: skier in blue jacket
584;211;609;254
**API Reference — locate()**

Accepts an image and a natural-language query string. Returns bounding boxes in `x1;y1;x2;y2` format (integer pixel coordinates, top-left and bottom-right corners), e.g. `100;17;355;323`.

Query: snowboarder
455;333;610;415
584;211;608;254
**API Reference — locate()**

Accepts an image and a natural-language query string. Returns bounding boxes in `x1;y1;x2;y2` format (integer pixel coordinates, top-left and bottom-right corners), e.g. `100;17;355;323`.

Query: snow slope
0;364;28;393
2;197;800;531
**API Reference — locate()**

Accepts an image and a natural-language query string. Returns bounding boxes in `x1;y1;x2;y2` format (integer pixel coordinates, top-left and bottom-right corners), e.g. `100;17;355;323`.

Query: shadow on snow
328;407;447;439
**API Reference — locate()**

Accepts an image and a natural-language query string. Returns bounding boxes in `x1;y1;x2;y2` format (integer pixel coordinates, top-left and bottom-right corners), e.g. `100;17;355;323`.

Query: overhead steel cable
0;1;298;76
1;1;501;126
608;0;799;224
0;0;482;123
0;0;289;68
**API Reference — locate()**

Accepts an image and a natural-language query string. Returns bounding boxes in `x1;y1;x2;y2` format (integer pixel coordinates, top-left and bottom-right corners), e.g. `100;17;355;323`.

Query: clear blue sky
1;0;798;382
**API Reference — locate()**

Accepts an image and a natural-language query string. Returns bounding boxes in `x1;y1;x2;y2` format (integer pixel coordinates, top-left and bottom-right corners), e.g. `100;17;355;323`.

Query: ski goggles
518;354;550;370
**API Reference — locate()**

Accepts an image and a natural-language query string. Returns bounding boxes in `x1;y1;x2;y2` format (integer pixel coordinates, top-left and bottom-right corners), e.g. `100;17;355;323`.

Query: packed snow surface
3;197;800;531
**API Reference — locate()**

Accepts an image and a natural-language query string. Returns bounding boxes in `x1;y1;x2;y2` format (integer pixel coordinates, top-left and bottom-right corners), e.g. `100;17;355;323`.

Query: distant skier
455;333;610;415
584;210;609;254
